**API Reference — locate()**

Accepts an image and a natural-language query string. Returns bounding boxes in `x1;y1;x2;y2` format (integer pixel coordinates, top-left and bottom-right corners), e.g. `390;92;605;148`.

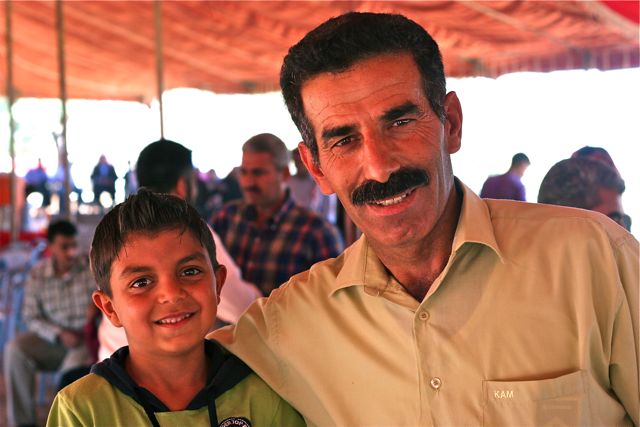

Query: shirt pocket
482;370;590;427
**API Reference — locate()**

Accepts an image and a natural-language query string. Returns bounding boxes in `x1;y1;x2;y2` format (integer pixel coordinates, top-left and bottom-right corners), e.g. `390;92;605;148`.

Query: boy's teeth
157;313;192;324
374;190;410;206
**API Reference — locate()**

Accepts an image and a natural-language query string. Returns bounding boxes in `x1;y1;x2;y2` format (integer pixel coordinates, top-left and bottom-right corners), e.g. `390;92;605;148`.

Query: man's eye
182;267;202;277
130;277;151;289
333;136;354;149
391;118;412;127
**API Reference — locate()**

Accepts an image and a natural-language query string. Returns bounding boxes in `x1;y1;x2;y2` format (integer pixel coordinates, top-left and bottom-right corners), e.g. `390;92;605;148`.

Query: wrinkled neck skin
368;184;461;302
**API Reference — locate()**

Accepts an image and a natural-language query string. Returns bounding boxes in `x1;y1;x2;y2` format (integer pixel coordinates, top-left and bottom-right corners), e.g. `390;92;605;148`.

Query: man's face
49;234;78;272
93;229;225;357
239;151;288;211
298;53;462;248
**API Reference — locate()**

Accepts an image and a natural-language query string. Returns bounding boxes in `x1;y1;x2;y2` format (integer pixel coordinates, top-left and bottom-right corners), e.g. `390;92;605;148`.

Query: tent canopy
1;1;638;101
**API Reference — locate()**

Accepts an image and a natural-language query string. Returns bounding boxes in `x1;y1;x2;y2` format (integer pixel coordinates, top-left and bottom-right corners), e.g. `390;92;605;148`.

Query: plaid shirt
212;193;344;296
22;255;95;343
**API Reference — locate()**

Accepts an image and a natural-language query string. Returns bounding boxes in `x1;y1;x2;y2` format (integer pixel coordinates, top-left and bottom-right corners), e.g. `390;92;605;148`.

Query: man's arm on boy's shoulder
209;295;287;393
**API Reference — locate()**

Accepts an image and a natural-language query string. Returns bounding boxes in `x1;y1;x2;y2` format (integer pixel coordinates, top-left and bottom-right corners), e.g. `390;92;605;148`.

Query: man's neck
253;194;287;228
369;186;462;302
53;259;72;277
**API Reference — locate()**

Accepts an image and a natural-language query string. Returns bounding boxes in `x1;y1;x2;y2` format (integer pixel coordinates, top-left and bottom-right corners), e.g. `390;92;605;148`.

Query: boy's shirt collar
91;340;252;413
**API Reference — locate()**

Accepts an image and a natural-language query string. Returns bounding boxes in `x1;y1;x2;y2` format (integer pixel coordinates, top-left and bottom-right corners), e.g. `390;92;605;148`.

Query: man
4;220;94;427
24;158;51;207
211;12;638;426
96;139;261;361
211;133;343;296
90;154;117;207
480;152;530;201
289;147;337;224
538;156;631;231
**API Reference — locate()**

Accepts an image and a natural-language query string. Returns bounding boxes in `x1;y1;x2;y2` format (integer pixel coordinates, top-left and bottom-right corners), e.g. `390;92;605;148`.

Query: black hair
47;219;77;242
90;188;217;295
280;12;446;163
136;139;193;193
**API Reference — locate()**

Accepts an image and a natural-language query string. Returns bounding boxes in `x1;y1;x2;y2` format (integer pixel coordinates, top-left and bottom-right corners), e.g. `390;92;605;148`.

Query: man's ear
298;142;334;195
444;91;463;155
214;265;227;305
92;291;123;328
174;175;188;199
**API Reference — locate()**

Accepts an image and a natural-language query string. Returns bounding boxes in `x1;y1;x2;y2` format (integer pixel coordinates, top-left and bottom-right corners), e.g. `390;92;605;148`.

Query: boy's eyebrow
380;101;421;122
117;252;209;278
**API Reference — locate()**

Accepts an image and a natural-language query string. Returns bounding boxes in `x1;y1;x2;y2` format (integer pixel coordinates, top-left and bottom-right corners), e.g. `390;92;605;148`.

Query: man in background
90;155;117;208
212;133;343;296
480;152;530;201
538;156;630;231
4;220;94;427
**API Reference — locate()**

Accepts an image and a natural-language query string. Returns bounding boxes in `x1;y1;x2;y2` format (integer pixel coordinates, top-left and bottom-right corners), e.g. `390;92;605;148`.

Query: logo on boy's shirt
218;417;251;427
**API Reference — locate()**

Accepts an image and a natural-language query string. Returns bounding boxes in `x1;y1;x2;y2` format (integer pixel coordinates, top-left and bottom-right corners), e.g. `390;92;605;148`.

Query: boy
47;189;304;426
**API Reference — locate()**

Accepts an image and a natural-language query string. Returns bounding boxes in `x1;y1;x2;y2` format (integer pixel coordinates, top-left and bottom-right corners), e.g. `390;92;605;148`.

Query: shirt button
430;377;442;390
418;311;429;320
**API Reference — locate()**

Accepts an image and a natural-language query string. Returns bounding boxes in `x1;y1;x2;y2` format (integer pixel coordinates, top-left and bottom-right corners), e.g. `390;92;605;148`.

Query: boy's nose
158;280;186;303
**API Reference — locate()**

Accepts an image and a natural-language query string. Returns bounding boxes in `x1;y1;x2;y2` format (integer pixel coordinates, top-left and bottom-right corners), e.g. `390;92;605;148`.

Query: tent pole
154;0;165;139
4;0;18;243
56;0;70;219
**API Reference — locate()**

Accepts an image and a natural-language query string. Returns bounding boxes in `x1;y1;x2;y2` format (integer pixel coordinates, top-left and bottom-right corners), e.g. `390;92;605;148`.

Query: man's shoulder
484;199;634;247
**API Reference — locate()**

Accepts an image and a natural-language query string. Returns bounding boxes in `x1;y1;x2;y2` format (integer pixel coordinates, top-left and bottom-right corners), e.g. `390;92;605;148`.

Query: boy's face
93;228;226;358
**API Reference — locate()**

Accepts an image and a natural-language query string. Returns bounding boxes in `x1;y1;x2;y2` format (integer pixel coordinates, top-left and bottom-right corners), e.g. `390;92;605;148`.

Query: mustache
351;168;429;206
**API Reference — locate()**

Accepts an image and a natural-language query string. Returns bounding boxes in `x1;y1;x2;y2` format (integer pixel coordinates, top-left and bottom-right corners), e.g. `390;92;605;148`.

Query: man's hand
57;329;83;348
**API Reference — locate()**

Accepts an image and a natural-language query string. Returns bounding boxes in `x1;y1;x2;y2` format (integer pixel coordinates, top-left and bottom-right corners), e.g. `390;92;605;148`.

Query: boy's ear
92;290;123;328
214;265;227;305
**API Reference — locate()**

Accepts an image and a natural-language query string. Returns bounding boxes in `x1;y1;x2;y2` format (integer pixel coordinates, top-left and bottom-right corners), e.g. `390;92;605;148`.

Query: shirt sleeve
22;266;62;343
609;234;639;425
46;393;83;427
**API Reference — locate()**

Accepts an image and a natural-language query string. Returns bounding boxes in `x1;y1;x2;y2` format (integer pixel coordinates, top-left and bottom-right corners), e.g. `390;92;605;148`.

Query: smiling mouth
155;312;194;325
370;187;416;207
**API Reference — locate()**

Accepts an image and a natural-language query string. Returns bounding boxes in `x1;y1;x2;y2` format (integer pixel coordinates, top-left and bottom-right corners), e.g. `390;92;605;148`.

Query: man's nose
361;132;400;183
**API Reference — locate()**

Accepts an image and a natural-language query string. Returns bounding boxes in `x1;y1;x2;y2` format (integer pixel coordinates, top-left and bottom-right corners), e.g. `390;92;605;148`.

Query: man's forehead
300;53;427;128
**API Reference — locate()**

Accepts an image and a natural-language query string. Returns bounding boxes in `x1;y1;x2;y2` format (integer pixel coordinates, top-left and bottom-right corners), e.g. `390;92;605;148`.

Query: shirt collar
329;178;504;296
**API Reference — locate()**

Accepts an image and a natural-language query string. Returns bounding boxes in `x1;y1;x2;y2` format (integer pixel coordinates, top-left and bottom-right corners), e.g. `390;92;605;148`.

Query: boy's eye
181;267;202;277
130;277;152;289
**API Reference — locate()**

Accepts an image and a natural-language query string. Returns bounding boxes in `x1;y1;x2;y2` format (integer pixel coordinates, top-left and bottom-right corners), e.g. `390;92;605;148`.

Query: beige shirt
210;182;639;427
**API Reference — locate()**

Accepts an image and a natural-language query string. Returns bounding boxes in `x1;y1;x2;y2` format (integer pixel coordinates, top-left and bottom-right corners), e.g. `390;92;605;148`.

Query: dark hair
47;219;77;242
538;157;625;209
571;146;617;170
511;153;530;167
280;12;446;163
136;139;193;193
90;188;217;295
242;133;290;170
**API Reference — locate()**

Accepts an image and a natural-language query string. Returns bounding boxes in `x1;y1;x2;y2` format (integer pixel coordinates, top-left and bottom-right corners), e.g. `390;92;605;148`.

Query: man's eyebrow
381;102;421;122
320;124;358;145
